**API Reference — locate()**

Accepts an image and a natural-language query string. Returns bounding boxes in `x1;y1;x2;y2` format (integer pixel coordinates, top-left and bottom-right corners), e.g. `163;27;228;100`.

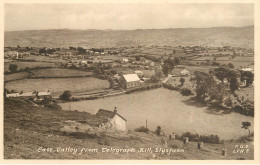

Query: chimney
114;107;117;114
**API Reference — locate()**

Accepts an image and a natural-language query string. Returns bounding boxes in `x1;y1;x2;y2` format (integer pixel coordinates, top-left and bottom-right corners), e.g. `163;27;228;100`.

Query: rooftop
95;109;127;121
123;74;140;82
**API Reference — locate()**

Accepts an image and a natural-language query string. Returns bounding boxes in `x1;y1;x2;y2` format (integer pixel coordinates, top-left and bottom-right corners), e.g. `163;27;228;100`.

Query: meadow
4;72;30;82
30;68;93;78
5;77;109;96
4;61;57;72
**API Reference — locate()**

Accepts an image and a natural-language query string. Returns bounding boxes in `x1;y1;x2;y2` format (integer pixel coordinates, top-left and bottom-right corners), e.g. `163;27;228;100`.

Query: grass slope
4;98;254;160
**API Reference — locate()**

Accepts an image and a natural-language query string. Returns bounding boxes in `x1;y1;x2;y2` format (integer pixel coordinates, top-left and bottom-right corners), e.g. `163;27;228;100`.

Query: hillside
4;98;254;159
4;26;254;48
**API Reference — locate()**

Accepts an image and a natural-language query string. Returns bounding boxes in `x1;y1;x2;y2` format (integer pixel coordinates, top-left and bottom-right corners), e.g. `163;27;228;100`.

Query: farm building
121;58;129;63
180;69;190;76
6;92;36;99
119;73;141;89
37;91;52;99
95;107;127;131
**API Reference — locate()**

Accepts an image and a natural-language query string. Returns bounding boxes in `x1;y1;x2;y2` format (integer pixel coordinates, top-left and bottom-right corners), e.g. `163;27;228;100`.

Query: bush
46;103;62;110
9;64;18;72
177;132;222;144
134;126;149;133
59;90;72;101
180;88;192;96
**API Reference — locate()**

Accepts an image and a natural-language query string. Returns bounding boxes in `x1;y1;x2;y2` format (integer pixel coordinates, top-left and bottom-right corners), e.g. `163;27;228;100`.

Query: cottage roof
20;92;35;97
95;109;127;121
38;91;51;96
123;74;140;82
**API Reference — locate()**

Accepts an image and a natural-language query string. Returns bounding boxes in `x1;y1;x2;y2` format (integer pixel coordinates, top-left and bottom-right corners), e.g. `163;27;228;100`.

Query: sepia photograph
1;0;259;163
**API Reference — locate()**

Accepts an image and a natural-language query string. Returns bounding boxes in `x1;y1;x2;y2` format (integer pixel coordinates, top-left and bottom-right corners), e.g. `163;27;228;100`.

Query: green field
4;61;57;72
141;48;174;55
5;77;109;96
30;68;93;78
4;72;30;82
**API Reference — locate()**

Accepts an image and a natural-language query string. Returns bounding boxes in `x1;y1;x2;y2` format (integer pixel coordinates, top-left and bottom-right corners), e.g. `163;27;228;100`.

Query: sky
4;3;254;31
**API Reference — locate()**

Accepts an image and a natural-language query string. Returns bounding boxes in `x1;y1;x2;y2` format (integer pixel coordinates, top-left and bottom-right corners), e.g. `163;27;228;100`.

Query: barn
95;107;127;131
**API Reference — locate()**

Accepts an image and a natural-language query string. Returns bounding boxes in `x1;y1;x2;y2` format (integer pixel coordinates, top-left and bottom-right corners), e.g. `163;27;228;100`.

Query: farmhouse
95;107;127;131
119;73;141;89
38;91;52;99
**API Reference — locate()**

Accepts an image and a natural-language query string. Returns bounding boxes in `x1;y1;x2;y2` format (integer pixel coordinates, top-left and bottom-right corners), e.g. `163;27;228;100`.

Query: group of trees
213;66;240;93
162;57;181;76
39;48;56;54
191;65;254;113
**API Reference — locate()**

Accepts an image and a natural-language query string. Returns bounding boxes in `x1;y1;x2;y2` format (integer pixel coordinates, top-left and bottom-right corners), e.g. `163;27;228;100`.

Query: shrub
177;132;222;144
134;126;149;133
9;64;18;72
181;88;192;96
59;90;72;101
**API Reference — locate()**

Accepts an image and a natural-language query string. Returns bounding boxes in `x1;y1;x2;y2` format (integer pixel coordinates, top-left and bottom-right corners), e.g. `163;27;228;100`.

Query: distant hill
4;26;254;48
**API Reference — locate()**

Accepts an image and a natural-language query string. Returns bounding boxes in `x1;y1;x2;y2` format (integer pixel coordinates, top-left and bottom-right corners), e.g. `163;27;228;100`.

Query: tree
227;63;234;69
135;56;141;61
240;71;254;87
59;90;72;101
162;64;170;76
93;68;102;75
9;64;18;72
108;77;114;89
173;57;180;65
213;67;229;83
241;122;251;136
229;77;239;93
180;78;185;86
191;71;216;100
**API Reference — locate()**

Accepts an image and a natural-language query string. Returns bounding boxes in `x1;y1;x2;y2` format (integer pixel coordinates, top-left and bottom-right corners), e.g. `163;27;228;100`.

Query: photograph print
3;1;257;161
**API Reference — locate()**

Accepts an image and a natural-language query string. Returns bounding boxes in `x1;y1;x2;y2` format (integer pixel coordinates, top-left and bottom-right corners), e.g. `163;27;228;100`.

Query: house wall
110;115;126;131
126;81;141;88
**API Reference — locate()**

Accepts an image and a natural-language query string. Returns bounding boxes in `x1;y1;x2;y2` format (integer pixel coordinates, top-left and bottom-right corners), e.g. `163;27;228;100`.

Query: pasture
141;48;174;55
4;61;57;72
5;77;109;96
30;68;93;78
4;72;30;82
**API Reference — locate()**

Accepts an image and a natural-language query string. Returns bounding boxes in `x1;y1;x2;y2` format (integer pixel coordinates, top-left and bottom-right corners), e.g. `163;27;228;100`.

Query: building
95;107;127;131
180;69;190;76
122;58;129;63
37;91;52;99
6;92;36;99
119;74;141;89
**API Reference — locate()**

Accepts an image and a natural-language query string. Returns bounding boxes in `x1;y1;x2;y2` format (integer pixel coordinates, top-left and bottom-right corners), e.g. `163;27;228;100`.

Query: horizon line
4;25;254;32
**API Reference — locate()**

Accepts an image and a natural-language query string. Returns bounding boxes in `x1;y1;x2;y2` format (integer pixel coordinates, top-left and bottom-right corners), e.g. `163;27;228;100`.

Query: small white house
180;69;190;76
95;107;127;131
122;58;129;63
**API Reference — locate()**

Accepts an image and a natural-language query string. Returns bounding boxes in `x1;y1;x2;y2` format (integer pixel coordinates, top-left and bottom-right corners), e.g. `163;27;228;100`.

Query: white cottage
95;107;127;131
